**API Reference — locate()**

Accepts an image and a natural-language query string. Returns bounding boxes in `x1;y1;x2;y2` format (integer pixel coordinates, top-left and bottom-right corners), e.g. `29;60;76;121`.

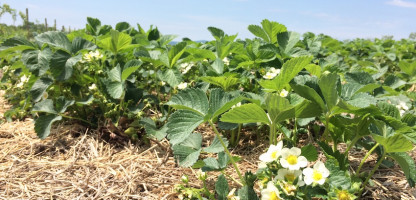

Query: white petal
281;148;290;158
276;141;283;150
317;178;326;185
280;158;290;169
276;169;287;180
259;153;273;163
303;168;313;176
291;147;302;156
303;175;313;185
288;164;300;171
297;156;308;168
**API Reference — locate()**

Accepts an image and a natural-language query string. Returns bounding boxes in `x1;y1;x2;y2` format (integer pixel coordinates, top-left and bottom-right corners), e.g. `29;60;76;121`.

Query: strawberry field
1;17;416;199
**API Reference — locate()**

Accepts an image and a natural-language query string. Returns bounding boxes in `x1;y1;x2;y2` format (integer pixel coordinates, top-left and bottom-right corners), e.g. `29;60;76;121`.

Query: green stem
269;123;276;145
356;143;379;175
221;171;243;186
236;123;242;146
231;129;236;146
345;135;360;156
358;150;386;197
61;114;95;126
209;120;245;185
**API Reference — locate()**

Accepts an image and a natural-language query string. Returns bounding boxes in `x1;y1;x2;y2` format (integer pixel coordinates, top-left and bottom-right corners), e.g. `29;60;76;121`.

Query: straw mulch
0;91;415;199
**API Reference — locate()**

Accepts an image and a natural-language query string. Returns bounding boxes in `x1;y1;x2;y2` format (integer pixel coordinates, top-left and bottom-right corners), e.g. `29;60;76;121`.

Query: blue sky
1;0;416;40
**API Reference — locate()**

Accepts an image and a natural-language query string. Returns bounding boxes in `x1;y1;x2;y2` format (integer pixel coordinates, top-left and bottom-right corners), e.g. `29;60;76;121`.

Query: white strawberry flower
396;101;409;116
231;102;242;109
259;141;283;163
92;50;103;59
269;67;281;75
3;65;9;72
279;89;288;97
223;57;230;65
263;72;277;80
17;75;29;88
261;181;281;200
88;84;97;90
303;161;330;185
279;182;297;196
276;169;305;186
160;81;166;86
280;147;308;170
177;82;188;90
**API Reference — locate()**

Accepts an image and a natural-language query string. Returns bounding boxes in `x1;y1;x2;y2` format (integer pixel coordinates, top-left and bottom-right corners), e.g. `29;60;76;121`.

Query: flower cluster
396;101;409;116
81;50;103;63
263;67;281;80
16;75;29;88
177;82;188;90
180;62;194;74
258;141;330;199
223;57;230;65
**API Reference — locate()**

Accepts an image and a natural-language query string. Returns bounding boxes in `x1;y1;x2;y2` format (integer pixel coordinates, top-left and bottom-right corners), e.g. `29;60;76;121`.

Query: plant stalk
356;143;379;175
209;120;245;185
358;150;386;197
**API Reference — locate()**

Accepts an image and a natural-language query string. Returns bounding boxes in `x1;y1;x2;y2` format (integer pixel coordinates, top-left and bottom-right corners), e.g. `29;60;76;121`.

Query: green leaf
157;69;182;87
35;114;62;139
277;31;300;54
169;42;187;67
384;75;406;89
318;72;339;111
35;31;72;52
71;37;96;53
215;174;229;200
203;135;229;153
141;119;168;141
49;50;81;81
30;77;53;102
210;58;224;75
238;186;259;200
390;152;416;187
32;99;57;114
398;60;416;77
106;82;123;99
305;64;322;78
172;133;202;167
328;170;351;190
247;25;269;42
377;102;401;119
261;19;287;44
294;100;323;118
221;103;270;124
301;144;318;161
290;84;326;111
345;72;375;85
108;65;122;82
265;94;295;123
121;65;141;81
200;76;239;91
55;96;75;113
203;157;220;171
167;110;205;145
372;133;413;153
207;27;225;40
166;88;209;116
100;30;132;54
260;56;313;91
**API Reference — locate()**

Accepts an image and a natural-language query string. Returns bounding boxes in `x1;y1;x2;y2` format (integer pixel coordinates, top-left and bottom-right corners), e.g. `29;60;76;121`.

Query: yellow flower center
271;151;279;159
286;155;298;165
337;190;350;200
283;183;296;195
270;191;280;200
284;173;296;182
312;170;323;181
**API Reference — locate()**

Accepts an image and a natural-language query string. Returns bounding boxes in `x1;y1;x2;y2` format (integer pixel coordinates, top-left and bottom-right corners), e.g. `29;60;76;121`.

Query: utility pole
54;19;56;31
26;8;30;37
44;18;48;31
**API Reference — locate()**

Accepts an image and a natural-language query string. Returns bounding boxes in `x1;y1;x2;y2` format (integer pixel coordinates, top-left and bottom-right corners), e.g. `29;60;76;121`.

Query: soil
0;90;415;200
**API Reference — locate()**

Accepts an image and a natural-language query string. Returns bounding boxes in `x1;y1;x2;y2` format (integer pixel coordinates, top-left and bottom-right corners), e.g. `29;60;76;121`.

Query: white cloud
386;0;416;9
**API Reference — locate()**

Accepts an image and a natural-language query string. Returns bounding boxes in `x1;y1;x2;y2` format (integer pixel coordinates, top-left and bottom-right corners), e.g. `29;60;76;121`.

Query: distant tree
409;32;416;40
0;4;17;23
